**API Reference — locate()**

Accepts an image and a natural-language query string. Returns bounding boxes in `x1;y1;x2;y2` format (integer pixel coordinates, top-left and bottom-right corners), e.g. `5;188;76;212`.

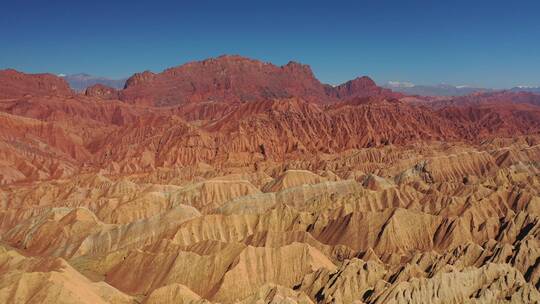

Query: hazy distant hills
61;73;126;91
384;81;540;96
383;82;489;96
510;86;540;94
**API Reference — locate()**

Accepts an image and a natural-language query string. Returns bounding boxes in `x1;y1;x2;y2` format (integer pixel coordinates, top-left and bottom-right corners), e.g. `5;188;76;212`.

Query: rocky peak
282;61;316;77
124;71;156;89
118;55;401;105
0;69;72;98
120;55;332;105
333;76;377;96
331;76;403;100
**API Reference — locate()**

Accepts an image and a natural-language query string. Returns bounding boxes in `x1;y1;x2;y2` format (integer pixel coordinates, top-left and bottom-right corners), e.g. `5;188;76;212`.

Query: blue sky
1;0;539;88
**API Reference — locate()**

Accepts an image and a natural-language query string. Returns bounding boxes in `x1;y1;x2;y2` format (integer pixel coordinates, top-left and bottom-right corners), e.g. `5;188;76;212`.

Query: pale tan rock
262;170;327;192
212;243;336;303
106;243;334;303
237;283;314;304
373;263;540;304
298;258;387;303
171;179;261;213
145;284;211;304
0;245;133;304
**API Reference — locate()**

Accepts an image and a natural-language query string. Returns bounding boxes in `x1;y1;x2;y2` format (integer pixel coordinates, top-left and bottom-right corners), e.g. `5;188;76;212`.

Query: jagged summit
120;55;395;105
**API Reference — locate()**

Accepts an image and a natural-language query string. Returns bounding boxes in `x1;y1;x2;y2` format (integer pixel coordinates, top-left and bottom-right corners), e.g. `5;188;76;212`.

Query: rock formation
1;56;540;303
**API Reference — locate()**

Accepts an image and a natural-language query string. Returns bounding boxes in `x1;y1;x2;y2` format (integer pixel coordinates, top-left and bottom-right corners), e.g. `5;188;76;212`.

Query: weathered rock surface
1;56;540;303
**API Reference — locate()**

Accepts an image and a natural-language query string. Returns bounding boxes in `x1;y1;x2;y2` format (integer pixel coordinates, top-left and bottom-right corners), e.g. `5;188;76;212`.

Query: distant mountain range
383;82;489;96
384;81;540;97
509;86;540;94
60;73;126;91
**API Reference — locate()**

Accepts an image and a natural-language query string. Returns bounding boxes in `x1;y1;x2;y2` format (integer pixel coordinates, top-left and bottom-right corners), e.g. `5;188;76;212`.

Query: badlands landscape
1;55;540;303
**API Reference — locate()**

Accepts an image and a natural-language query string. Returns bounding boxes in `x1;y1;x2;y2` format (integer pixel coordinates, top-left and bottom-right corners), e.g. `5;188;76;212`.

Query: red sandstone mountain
119;55;328;105
0;69;73;98
331;76;403;99
119;55;398;106
0;55;401;107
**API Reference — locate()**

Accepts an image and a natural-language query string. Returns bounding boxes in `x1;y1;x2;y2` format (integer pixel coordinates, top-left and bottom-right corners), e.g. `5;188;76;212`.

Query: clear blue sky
1;0;539;88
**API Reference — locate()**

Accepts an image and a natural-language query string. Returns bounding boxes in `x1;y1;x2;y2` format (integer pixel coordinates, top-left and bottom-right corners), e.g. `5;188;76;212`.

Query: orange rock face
1;56;540;303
